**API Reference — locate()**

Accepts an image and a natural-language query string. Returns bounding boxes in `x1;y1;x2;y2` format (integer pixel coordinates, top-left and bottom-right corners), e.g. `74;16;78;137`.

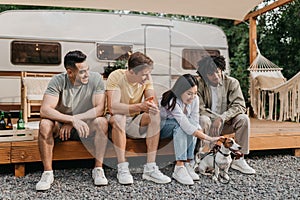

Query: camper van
0;10;229;109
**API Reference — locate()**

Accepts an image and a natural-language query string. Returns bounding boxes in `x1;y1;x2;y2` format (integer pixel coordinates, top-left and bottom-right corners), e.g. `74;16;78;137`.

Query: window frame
182;49;221;70
11;40;62;65
96;42;133;62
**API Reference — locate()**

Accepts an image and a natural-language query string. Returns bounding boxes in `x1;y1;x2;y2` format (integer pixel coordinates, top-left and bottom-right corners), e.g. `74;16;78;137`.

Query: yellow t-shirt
106;69;153;115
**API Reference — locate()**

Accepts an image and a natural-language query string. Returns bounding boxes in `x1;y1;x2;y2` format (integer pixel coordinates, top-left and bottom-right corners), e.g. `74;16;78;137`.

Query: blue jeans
160;118;196;161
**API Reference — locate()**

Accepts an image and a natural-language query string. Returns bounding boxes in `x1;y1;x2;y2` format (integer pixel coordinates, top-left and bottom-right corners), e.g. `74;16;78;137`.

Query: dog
195;137;242;183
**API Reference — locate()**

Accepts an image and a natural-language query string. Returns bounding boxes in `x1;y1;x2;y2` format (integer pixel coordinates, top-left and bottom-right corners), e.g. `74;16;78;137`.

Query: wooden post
294;149;300;157
15;163;25;177
249;17;257;64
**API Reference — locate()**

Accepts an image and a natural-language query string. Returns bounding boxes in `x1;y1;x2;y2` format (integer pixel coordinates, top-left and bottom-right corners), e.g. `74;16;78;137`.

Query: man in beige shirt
196;55;255;174
106;52;171;185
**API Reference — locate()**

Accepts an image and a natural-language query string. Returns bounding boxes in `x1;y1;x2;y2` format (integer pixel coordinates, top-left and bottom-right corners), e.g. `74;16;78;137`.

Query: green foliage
103;60;127;78
258;0;300;80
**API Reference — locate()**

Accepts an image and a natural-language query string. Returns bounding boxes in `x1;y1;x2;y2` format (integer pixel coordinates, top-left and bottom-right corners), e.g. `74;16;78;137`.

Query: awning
0;0;263;21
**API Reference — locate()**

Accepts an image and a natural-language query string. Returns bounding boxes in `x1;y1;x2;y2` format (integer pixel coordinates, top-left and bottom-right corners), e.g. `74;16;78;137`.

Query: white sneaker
185;162;200;181
117;162;133;185
92;167;108;186
36;171;54;191
231;157;256;174
172;165;194;185
142;163;171;184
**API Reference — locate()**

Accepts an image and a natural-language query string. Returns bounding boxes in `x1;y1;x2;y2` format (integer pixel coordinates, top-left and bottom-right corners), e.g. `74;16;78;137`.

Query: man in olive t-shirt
36;50;108;191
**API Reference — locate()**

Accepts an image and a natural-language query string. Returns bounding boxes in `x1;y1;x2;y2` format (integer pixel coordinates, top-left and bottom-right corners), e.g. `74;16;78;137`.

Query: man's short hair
64;50;87;70
196;55;226;78
128;52;153;73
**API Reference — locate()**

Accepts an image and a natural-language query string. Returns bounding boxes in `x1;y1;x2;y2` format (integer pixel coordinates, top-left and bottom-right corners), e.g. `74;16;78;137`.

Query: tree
258;0;300;80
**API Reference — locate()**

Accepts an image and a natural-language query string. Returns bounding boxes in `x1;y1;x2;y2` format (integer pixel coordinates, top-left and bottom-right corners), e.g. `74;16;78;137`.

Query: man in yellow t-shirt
106;52;171;185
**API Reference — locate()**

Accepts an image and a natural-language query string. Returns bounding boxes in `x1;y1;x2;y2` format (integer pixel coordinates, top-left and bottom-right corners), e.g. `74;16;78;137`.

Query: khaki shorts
106;113;147;139
125;114;147;139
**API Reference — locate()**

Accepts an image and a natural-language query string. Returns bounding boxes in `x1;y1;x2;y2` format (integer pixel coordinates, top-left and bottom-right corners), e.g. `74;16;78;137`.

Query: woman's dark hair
64;50;87;70
161;74;198;111
196;55;226;81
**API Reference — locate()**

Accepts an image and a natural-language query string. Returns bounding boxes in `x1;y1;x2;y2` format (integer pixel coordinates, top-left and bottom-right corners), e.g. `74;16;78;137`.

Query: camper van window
96;43;132;61
182;49;220;70
11;41;61;65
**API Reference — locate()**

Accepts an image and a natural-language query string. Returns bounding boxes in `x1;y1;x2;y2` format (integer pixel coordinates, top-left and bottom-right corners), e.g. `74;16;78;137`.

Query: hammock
248;43;300;122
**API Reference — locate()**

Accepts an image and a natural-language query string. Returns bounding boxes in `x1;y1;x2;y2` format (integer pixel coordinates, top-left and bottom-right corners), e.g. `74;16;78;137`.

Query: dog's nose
238;146;241;150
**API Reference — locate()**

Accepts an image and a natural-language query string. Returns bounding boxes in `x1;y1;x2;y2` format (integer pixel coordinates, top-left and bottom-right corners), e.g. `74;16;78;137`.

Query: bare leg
38;119;55;171
176;160;184;166
92;117;108;168
141;112;160;163
110;114;127;163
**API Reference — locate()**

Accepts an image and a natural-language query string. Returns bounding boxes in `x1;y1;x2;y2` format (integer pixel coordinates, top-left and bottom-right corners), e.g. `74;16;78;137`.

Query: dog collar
218;150;230;157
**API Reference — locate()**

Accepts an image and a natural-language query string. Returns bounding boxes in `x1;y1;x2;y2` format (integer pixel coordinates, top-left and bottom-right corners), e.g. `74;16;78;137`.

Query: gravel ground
0;150;299;200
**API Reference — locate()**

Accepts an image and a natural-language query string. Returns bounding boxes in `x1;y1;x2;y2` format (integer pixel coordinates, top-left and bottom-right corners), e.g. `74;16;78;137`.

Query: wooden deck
0;118;299;177
249;118;300;153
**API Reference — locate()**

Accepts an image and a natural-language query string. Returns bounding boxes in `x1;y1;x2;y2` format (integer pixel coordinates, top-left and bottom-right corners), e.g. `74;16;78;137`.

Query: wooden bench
0;142;11;164
10;133;174;177
2;117;300;177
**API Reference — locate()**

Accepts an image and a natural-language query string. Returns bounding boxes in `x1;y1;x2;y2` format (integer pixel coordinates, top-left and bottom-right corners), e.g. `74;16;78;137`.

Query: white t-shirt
210;85;218;113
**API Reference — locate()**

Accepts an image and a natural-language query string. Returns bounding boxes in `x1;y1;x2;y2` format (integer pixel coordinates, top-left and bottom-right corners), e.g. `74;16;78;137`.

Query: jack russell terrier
195;137;242;183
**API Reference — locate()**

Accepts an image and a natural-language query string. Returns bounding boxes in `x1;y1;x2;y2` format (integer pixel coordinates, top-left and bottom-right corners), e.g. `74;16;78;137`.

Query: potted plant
103;60;127;78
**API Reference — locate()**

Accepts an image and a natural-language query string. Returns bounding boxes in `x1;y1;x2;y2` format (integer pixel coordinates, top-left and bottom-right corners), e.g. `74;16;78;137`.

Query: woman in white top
160;74;220;185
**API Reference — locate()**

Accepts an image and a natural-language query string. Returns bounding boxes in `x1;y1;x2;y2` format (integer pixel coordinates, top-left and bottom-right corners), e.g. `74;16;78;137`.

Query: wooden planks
11;140;41;163
11;138;174;163
0;142;11;164
10;138;174;177
250;118;300;150
0;129;34;142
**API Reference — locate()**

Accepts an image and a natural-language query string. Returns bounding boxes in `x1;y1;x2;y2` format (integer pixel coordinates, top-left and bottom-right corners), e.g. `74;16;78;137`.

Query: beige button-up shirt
197;73;246;122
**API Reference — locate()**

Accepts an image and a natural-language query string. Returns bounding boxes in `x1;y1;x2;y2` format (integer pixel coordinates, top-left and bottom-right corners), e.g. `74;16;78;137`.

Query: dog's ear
216;137;225;146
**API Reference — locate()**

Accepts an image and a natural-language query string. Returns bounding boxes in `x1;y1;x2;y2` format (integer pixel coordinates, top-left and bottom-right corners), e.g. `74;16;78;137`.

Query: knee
199;115;211;125
141;112;160;126
109;114;126;131
93;117;108;135
199;115;211;132
173;126;186;137
39;119;54;139
235;114;250;128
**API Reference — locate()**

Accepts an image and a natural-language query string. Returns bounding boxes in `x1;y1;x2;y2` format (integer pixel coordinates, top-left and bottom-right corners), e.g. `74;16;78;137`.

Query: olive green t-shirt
45;72;105;115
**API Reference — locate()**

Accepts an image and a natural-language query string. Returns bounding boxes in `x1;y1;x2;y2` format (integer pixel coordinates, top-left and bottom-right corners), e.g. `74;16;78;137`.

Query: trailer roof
0;0;263;21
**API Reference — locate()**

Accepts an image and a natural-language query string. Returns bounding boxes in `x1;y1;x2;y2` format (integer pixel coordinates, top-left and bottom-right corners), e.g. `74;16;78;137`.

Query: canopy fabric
0;0;263;21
